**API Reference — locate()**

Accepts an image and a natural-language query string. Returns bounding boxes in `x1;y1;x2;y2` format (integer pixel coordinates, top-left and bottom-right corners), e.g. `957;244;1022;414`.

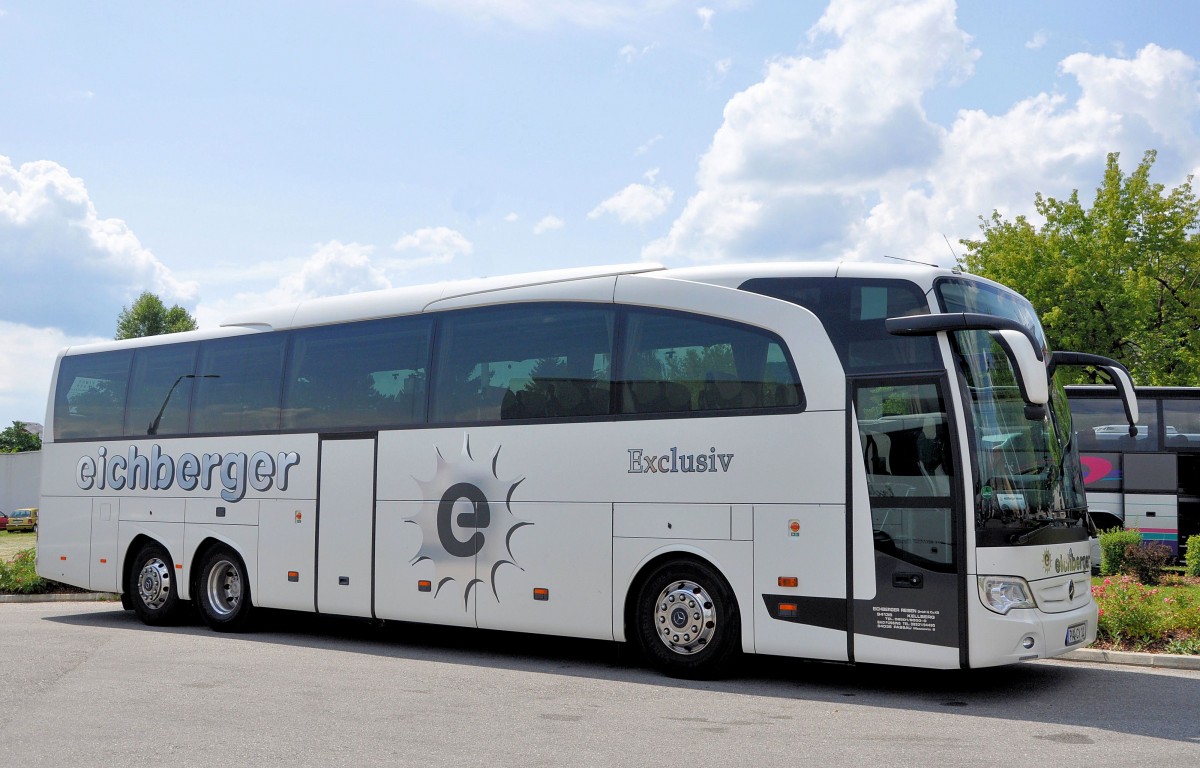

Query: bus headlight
978;576;1037;615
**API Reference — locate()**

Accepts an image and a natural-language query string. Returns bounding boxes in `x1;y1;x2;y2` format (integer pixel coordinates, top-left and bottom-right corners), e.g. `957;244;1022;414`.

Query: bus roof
58;259;991;358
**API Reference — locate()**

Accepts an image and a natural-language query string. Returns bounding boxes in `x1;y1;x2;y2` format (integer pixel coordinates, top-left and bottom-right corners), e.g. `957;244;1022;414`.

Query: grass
1091;573;1200;655
0;533;87;595
0;530;37;561
0;545;53;594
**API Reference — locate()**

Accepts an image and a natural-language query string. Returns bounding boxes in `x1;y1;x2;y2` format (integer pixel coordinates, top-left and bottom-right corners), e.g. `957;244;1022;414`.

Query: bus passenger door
316;436;377;618
851;380;963;668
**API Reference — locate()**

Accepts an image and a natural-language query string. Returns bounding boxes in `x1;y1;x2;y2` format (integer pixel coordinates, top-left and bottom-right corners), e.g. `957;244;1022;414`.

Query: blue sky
3;0;1200;428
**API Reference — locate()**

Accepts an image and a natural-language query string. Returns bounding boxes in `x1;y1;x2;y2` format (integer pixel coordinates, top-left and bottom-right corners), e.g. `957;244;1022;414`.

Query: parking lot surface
4;602;1199;767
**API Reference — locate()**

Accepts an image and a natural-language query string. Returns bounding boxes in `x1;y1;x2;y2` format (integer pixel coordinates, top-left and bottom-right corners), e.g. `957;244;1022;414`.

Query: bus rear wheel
634;560;740;679
130;542;184;626
196;548;254;632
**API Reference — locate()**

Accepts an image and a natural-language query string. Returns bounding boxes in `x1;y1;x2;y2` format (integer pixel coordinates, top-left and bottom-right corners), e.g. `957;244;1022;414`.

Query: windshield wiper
1010;519;1070;545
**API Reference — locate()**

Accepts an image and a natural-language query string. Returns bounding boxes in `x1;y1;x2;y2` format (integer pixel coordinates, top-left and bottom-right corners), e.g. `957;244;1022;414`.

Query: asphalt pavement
3;600;1199;767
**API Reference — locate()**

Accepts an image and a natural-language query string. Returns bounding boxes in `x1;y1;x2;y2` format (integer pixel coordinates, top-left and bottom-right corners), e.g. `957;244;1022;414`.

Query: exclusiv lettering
626;447;734;474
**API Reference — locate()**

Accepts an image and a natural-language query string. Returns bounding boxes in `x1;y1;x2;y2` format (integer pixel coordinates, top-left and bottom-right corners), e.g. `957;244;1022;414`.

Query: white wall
0;451;42;511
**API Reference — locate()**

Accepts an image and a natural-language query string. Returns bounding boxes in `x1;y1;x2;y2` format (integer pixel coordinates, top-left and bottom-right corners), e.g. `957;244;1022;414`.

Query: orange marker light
60;555;67;561
533;588;550;601
99;558;108;564
175;563;183;570
788;520;801;534
778;602;798;617
778;577;798;588
417;580;432;593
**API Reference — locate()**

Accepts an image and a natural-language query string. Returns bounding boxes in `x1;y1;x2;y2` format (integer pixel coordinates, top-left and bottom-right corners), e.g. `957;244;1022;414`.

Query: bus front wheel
634;560;740;679
196;548;254;632
130;542;185;626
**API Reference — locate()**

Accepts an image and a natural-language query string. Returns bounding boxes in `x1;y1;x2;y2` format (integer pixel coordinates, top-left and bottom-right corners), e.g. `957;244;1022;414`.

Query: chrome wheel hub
138;558;172;610
205;559;242;617
653;579;717;655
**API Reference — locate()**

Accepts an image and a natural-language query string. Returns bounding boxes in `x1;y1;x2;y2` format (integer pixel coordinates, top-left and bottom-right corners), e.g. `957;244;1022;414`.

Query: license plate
1065;622;1087;646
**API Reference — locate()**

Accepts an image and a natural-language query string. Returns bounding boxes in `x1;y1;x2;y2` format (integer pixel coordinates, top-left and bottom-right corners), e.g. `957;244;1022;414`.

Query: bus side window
431;304;615;424
192;335;287;434
619;309;803;416
282;316;431;431
54;350;133;440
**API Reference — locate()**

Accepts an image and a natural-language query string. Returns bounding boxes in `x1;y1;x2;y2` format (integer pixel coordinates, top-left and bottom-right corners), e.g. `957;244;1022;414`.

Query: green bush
0;548;52;594
1123;541;1173;585
1099;528;1142;576
1186;535;1200;578
1092;575;1166;648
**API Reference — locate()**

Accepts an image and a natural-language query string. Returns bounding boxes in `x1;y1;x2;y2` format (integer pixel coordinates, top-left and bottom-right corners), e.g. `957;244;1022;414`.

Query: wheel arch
121;533;171;603
188;535;255;608
620;546;748;650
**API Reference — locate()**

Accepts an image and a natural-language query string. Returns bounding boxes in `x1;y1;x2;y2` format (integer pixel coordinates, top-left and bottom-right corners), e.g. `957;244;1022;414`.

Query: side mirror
1049;351;1138;433
885;311;1049;409
989;330;1049;406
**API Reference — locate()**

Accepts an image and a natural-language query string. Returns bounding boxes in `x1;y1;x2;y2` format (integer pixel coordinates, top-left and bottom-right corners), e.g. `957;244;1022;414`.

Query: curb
0;592;120;604
1057;647;1200;670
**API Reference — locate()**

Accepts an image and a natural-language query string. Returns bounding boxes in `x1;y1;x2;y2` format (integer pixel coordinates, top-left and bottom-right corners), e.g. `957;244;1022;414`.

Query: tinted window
431;304;615;423
856;381;955;571
1162;399;1200;449
284;317;432;431
741;277;936;373
1070;396;1159;452
125;343;199;437
191;334;288;434
619;310;802;415
54;350;133;440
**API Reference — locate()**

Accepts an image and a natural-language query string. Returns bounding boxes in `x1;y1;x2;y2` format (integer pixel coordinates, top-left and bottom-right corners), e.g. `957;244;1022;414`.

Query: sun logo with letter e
405;434;530;610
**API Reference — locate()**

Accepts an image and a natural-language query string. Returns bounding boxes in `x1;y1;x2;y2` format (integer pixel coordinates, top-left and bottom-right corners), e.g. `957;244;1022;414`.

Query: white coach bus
37;262;1137;677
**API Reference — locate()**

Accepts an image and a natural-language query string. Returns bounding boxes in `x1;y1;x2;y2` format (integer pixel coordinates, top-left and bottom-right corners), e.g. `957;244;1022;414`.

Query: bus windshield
937;279;1088;546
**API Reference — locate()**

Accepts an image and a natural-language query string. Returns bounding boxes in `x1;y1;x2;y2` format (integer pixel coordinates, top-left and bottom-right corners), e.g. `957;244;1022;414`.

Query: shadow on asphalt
47;603;1200;744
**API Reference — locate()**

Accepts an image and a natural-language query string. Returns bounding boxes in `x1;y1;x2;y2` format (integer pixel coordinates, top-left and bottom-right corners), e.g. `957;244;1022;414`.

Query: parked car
6;507;37;533
0;510;8;530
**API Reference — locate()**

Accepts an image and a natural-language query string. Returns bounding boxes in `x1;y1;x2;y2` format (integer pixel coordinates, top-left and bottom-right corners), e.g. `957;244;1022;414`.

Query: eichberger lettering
76;444;300;503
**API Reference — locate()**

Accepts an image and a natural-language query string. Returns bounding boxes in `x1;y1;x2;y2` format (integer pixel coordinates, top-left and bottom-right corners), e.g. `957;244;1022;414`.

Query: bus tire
130;541;185;626
196;547;254;633
634;559;740;679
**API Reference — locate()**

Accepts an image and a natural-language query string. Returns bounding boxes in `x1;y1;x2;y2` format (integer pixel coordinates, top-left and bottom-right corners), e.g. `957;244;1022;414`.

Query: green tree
961;150;1200;385
0;421;41;453
115;291;198;340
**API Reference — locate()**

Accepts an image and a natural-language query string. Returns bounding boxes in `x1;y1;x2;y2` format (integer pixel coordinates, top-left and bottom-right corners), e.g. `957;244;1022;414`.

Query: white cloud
533;215;565;234
195;230;472;328
504;212;520;222
619;42;658;64
392;226;474;267
636;134;664;155
0;156;198;336
589;171;675;224
277;241;390;301
698;7;715;30
647;0;978;263
646;0;1200;267
0;321;106;425
1026;30;1049;50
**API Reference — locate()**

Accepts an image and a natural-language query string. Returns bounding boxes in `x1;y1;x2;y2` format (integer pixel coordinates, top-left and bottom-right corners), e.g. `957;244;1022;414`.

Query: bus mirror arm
884;312;1044;361
884;312;1049;409
1048;352;1138;434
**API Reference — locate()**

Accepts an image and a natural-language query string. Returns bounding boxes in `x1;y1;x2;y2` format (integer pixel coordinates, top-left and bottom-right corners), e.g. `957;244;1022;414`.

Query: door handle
893;572;923;588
